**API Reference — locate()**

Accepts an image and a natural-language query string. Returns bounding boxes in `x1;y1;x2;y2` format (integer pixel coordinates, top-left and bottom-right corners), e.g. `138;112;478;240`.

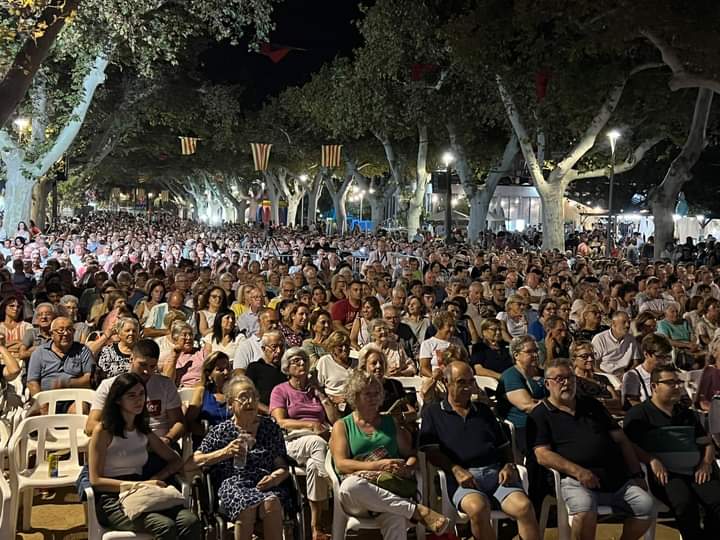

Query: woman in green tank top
330;370;448;538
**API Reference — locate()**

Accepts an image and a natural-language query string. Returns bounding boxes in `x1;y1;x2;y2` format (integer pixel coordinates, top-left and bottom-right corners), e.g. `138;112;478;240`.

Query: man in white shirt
85;339;184;444
592;312;641;376
233;308;279;371
236;286;265;336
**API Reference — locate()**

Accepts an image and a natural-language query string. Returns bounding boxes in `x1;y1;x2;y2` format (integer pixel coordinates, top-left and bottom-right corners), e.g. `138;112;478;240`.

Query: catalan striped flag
179;136;199;155
321;144;342;168
251;143;272;171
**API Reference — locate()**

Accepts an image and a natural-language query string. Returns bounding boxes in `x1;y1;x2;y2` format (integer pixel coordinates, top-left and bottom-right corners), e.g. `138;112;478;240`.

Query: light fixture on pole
299;174;308;227
442;152;455;244
359;190;366;220
606;130;620;257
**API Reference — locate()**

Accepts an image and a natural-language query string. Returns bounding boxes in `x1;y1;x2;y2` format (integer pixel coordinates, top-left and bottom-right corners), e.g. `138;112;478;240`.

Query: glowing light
369;188;375;194
451;198;459;207
442;152;455;167
696;214;705;222
432;194;439;203
299;174;308;182
672;214;681;221
607;130;621;153
13;117;29;131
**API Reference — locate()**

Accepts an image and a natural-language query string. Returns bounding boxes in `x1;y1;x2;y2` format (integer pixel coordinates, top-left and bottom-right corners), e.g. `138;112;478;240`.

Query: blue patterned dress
198;416;291;520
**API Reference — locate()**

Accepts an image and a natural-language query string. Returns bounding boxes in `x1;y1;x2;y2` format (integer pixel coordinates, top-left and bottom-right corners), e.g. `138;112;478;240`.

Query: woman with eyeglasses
470;319;512;380
632;311;658;340
497;295;529;343
270;348;338;540
315;331;356;410
162;321;205;388
571;341;622;415
496;335;547;456
194;376;290;540
0;296;32;359
198;286;228;337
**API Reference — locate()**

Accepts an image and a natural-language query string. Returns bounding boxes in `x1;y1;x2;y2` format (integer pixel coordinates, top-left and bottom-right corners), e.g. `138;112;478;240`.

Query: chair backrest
8;414;86;473
475;375;499;392
34;388;95;414
601;372;622;391
324;449;342;493
178;387;196;407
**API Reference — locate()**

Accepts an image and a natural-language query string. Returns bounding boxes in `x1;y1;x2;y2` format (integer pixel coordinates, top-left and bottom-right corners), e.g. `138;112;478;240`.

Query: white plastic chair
545;468;657;540
324;451;424;539
390;376;425;408
177;387;196;409
85;486;153;540
32;388;95;453
475;375;499;392
8;414;86;535
0;465;12;535
437;464;529;538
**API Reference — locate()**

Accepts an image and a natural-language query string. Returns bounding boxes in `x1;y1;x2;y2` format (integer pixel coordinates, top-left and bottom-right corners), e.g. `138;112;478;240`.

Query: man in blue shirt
420;361;540;540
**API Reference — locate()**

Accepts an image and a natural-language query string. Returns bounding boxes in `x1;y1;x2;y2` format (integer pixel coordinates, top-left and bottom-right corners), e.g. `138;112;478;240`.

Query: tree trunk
650;88;714;259
267;183;280;225
407;124;430;241
4;159;35;236
537;182;566;251
32;180;51;229
331;193;347;235
306;173;323;225
468;190;493;241
286;196;300;228
369;197;385;231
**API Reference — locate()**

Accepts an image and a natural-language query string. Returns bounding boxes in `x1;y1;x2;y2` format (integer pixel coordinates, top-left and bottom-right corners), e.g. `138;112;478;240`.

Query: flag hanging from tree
179;136;199;155
251;143;272;171
321;144;342;168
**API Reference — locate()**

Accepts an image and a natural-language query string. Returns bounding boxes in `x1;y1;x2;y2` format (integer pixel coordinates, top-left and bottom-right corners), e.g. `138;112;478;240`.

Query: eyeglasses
263;343;283;351
289;357;307;366
520;348;539;355
52;328;73;335
546;375;576;385
652;353;673;361
232;393;257;404
656;379;683;388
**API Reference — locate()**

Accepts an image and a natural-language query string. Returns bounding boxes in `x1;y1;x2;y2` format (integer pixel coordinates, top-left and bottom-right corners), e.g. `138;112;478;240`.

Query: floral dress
198;416;291;520
97;344;132;378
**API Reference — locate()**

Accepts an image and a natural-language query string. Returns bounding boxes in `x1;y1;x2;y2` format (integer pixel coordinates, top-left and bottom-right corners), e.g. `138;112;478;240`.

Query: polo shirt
591;329;639;374
245;360;287;405
93;374;181;437
419;399;508;468
528;396;628;491
233;334;263;370
624;400;705;475
27;341;94;391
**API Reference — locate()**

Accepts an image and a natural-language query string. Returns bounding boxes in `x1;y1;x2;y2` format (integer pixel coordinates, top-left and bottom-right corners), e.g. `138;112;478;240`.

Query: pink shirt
269;382;326;424
176;349;205;388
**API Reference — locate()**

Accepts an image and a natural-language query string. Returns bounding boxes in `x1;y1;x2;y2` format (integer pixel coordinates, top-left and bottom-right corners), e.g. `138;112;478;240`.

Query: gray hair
169;320;192;339
224;375;259;402
505;294;527;310
357;343;386;372
368;318;391;334
280;346;309;375
33;302;56;323
509;335;536;360
344;369;383;409
59;295;79;305
261;330;284;347
114;316;139;333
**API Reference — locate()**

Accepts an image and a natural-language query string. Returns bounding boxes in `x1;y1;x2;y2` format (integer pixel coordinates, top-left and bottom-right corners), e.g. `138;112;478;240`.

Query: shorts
451;464;524;511
559;477;656;519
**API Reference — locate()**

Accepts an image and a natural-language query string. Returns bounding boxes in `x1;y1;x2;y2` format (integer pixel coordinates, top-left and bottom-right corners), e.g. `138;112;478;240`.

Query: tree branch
496;74;545;187
573;136;665;180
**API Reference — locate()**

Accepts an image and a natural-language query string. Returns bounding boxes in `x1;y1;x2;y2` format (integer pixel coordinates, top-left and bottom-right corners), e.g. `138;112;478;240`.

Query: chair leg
491;517;499;538
21;487;32;530
331;500;348;540
538;496;554;538
8;487;19;539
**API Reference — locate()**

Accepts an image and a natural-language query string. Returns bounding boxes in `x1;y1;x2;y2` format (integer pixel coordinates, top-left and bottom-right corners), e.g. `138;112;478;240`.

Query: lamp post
359;190;366;221
442;152;455;244
606;130;620;257
299;174;308;227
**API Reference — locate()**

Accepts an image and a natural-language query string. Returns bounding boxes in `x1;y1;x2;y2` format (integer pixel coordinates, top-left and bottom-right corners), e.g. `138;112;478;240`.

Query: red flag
178;136;199;155
411;63;439;81
535;70;551;101
259;42;291;63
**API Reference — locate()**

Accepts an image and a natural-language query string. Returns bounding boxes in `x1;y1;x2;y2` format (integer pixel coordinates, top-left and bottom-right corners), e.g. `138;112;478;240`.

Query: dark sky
201;0;366;107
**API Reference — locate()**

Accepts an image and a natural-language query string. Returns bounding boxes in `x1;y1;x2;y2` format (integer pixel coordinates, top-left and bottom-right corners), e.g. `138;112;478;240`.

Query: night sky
201;0;366;107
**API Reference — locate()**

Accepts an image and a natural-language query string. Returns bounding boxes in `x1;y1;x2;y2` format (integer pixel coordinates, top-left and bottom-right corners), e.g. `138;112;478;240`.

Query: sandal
416;506;450;534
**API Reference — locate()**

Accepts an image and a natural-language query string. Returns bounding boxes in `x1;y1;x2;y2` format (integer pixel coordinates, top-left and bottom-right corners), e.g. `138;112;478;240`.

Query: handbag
119;481;185;519
353;447;418;499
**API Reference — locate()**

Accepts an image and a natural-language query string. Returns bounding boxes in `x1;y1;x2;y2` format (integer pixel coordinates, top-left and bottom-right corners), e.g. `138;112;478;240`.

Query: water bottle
233;438;248;469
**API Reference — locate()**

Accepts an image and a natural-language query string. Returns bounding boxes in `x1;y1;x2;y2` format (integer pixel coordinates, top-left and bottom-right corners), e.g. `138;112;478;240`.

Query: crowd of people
1;211;719;540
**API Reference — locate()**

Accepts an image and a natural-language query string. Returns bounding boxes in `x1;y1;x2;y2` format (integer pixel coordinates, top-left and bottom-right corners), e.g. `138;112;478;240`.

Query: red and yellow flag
179;136;199;155
321;144;342;168
251;143;272;171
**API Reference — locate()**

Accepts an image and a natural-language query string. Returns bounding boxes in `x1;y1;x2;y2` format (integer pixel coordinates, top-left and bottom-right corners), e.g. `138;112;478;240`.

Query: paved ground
18;490;683;540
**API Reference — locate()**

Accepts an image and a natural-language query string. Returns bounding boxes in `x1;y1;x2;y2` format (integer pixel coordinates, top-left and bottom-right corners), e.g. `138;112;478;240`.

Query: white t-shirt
202;333;246;359
92;374;181;437
233;334;262;370
496;312;528;338
315;354;356;397
419;336;451;369
622;364;652;403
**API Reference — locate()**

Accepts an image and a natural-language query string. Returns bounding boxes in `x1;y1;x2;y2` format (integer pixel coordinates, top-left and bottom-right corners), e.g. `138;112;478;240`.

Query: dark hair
537;298;558;319
450;295;468;313
201;351;230;391
641;333;673;356
651;365;679;384
133;338;160;360
101;373;150;437
617;282;638;299
308;309;331;337
212;309;237;343
199;286;228;311
0;296;23;323
361;296;382;319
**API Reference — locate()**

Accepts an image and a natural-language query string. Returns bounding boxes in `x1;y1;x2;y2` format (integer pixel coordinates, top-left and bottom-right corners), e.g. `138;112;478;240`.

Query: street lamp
442;151;455;244
299;174;308;227
606;130;620;257
359;190;366;220
13;117;30;142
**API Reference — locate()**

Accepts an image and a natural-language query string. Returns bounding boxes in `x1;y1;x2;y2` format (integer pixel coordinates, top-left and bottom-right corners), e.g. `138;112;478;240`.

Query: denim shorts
451;464;524;510
560;477;656;519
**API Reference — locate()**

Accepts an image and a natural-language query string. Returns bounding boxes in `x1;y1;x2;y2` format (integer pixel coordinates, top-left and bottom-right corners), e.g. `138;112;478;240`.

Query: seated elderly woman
570;340;623;415
330;369;449;537
95;317;139;381
161;321;205;387
359;318;416;377
657;302;704;369
315;331;356;410
194;376;290;540
270;347;339;540
88;372;200;539
358;344;417;423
